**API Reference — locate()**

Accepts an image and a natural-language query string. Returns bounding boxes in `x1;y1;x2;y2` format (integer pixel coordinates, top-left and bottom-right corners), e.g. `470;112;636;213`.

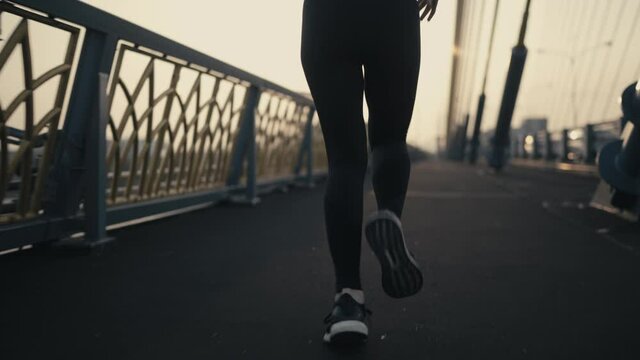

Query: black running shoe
323;293;372;345
365;209;423;298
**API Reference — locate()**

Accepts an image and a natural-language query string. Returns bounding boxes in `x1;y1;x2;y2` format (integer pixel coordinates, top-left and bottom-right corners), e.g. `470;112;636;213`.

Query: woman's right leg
301;0;368;292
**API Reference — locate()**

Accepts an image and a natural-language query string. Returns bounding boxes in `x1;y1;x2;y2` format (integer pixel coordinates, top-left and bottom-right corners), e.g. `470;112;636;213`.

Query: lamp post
536;40;613;128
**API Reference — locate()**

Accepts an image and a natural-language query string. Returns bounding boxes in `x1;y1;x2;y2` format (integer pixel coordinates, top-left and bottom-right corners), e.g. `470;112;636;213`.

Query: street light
536;40;614;128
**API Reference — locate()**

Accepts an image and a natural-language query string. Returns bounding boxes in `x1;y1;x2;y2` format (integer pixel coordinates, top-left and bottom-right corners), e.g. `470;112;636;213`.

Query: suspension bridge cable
542;0;571;129
463;0;487;121
452;0;470;126
524;1;557;112
451;0;470;130
583;0;628;121
575;0;609;92
599;0;640;121
445;0;465;143
462;0;488;137
549;0;586;127
450;2;469;131
518;0;549;117
453;0;476;127
470;0;499;137
582;0;619;121
460;0;481;123
547;0;576;128
445;0;467;143
481;0;500;94
574;0;608;123
463;0;489;140
558;0;598;128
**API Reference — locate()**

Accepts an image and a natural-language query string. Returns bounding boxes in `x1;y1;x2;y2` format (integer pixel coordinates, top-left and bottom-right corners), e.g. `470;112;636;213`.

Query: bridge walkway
2;161;639;359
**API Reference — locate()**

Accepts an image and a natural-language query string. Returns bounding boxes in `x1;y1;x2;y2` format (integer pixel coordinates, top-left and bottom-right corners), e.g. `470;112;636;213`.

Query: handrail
0;0;325;251
508;120;622;164
9;0;313;106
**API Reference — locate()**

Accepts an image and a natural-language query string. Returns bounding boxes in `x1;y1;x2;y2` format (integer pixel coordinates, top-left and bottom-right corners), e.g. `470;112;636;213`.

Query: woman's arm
418;0;439;21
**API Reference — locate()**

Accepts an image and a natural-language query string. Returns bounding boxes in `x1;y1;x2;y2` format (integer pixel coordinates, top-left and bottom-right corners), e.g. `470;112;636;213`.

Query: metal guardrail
0;0;326;251
507;120;622;165
498;81;640;217
0;2;79;225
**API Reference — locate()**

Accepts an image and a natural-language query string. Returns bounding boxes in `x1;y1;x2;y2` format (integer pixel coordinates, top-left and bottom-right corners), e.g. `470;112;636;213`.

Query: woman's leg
301;0;368;291
363;0;421;219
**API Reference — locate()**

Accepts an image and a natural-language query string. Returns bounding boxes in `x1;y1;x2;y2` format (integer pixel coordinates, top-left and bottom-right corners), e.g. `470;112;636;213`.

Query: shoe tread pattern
365;217;423;298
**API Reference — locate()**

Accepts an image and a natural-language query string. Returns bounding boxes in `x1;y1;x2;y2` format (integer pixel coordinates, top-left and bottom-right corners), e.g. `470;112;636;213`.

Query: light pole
536;40;613;128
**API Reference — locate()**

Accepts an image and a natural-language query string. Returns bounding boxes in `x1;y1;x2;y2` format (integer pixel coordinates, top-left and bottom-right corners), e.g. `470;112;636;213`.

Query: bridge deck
2;162;639;359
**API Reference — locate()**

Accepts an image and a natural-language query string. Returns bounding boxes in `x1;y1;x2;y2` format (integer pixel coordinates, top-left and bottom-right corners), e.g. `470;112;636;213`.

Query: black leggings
301;0;421;291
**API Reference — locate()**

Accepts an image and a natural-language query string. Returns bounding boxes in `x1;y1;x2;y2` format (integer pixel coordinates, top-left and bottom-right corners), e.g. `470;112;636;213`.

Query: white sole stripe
323;320;369;343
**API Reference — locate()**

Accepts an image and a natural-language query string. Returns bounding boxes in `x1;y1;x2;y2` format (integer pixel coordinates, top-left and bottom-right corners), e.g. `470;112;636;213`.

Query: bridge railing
0;0;326;251
507;119;622;165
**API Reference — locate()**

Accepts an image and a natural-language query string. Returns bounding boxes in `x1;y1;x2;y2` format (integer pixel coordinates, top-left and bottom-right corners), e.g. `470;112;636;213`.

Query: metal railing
0;0;327;251
0;2;80;225
508;120;621;165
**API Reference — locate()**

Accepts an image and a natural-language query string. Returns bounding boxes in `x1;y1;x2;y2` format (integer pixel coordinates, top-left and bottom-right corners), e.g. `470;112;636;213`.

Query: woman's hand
418;0;439;21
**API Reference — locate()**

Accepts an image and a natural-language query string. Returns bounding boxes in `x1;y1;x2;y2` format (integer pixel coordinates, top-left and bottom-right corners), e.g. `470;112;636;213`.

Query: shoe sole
323;320;368;345
365;210;423;299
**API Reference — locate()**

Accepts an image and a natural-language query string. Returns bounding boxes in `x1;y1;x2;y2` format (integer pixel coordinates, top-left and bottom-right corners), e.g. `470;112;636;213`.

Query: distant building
517;118;548;135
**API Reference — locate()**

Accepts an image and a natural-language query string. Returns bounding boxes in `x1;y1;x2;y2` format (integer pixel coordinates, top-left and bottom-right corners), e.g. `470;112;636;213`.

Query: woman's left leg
363;0;421;219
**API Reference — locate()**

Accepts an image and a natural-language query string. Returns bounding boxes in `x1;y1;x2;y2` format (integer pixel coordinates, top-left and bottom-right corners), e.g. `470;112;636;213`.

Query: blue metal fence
0;0;327;251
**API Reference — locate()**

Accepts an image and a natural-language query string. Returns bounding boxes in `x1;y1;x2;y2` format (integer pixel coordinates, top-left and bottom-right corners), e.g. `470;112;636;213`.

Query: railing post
305;109;315;187
245;122;258;204
295;107;316;187
45;29;117;247
561;129;570;161
226;85;261;205
543;131;553;161
584;124;596;164
80;72;112;246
